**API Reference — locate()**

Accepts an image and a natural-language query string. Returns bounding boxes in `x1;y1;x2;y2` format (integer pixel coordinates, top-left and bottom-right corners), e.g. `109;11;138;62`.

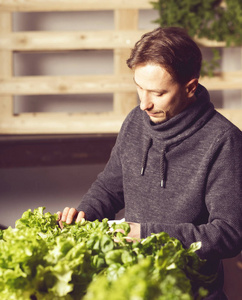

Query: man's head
127;27;202;124
127;27;202;85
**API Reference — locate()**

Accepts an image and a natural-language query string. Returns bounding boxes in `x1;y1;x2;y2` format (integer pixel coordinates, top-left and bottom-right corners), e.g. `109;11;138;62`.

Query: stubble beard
149;110;168;124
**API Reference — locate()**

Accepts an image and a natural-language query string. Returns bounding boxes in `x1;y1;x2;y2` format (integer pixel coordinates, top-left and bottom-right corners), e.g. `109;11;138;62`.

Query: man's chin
150;116;167;125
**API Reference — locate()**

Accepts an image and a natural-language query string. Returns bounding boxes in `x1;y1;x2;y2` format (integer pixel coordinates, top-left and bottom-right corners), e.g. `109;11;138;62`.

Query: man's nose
139;91;153;111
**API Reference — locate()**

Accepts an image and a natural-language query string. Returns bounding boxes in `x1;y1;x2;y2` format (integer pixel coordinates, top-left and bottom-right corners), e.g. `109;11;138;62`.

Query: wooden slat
1;72;242;96
0;0;153;12
0;112;126;134
1;108;241;135
0;12;13;122
0;30;147;51
0;31;232;52
199;71;242;90
113;9;138;115
0;75;135;95
194;37;226;48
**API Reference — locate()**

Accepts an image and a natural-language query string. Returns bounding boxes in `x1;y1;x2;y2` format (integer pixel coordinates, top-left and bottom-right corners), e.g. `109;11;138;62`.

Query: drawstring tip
141;167;144;176
161;180;166;188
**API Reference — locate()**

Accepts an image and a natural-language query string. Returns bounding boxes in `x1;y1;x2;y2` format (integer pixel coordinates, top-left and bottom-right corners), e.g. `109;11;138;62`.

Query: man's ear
186;78;198;98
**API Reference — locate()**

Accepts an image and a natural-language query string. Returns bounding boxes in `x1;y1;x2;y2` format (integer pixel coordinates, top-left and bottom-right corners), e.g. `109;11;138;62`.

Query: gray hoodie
78;84;242;299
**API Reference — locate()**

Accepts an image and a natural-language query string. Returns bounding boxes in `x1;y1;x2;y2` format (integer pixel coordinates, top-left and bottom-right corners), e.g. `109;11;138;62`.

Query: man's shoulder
208;110;242;145
212;110;241;134
126;105;142;118
118;106;144;139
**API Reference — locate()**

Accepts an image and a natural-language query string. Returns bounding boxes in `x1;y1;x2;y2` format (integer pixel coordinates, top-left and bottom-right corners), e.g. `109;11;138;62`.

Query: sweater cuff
76;204;100;222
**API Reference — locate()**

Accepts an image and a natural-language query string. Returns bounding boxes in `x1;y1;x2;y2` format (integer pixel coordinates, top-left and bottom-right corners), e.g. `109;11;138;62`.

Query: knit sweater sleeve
76;111;133;221
141;126;242;260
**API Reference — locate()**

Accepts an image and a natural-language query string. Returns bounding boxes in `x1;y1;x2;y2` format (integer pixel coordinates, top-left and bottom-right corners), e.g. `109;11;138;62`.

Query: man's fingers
66;207;78;224
61;207;77;224
76;211;86;223
61;207;70;222
58;207;85;227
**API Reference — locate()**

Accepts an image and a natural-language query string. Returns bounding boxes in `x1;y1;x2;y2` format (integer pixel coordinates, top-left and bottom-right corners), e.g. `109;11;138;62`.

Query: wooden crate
0;0;241;134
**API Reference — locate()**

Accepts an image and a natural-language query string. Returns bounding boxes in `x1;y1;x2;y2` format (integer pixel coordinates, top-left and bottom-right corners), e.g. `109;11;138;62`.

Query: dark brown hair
127;27;202;85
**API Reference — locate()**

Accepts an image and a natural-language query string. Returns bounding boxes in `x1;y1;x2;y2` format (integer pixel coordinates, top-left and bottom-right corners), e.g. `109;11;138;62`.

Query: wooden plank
0;0;153;12
0;30;147;51
0;75;135;95
194;37;226;48
1;31;232;52
0;12;13;121
113;91;138;116
0;112;126;134
1;108;241;134
113;9;138;115
0;134;117;167
1;72;242;96
199;71;242;90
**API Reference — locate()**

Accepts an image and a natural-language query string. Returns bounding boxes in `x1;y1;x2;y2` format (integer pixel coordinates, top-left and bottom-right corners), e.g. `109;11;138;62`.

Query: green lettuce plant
0;207;215;299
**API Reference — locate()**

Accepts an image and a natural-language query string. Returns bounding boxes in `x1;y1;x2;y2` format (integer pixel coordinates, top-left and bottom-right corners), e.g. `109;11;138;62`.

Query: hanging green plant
151;0;242;76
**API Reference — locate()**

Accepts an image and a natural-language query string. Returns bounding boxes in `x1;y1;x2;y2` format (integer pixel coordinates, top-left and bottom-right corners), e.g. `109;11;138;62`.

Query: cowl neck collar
143;84;215;143
140;84;215;188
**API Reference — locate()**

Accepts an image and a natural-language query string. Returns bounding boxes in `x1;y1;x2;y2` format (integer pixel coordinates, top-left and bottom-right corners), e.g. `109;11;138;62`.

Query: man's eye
155;93;163;97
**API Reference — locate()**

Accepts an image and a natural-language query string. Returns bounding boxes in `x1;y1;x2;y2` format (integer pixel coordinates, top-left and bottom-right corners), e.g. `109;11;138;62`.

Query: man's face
134;63;195;124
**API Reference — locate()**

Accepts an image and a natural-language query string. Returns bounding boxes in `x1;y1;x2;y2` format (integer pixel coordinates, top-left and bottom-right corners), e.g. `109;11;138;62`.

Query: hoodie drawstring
160;148;166;188
141;138;167;188
141;138;152;175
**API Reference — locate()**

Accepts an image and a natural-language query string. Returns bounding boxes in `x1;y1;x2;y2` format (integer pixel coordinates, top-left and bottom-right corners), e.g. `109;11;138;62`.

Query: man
58;27;242;299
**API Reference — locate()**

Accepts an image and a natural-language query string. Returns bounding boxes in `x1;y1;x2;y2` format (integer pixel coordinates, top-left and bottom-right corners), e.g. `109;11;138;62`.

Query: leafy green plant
151;0;242;76
0;207;214;299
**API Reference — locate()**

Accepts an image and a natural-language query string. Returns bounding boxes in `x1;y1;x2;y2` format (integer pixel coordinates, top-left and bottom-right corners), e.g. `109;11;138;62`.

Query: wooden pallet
0;0;241;134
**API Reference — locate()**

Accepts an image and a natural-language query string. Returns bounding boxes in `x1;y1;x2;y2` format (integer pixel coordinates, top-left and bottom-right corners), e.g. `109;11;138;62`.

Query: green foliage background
151;0;242;76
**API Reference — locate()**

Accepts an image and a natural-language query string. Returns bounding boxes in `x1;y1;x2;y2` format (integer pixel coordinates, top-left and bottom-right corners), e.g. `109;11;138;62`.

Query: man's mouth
146;111;166;117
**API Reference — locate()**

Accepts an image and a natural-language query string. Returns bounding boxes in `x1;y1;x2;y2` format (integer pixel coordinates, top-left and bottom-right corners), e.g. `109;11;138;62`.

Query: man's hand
113;222;140;243
57;207;85;229
127;222;141;241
